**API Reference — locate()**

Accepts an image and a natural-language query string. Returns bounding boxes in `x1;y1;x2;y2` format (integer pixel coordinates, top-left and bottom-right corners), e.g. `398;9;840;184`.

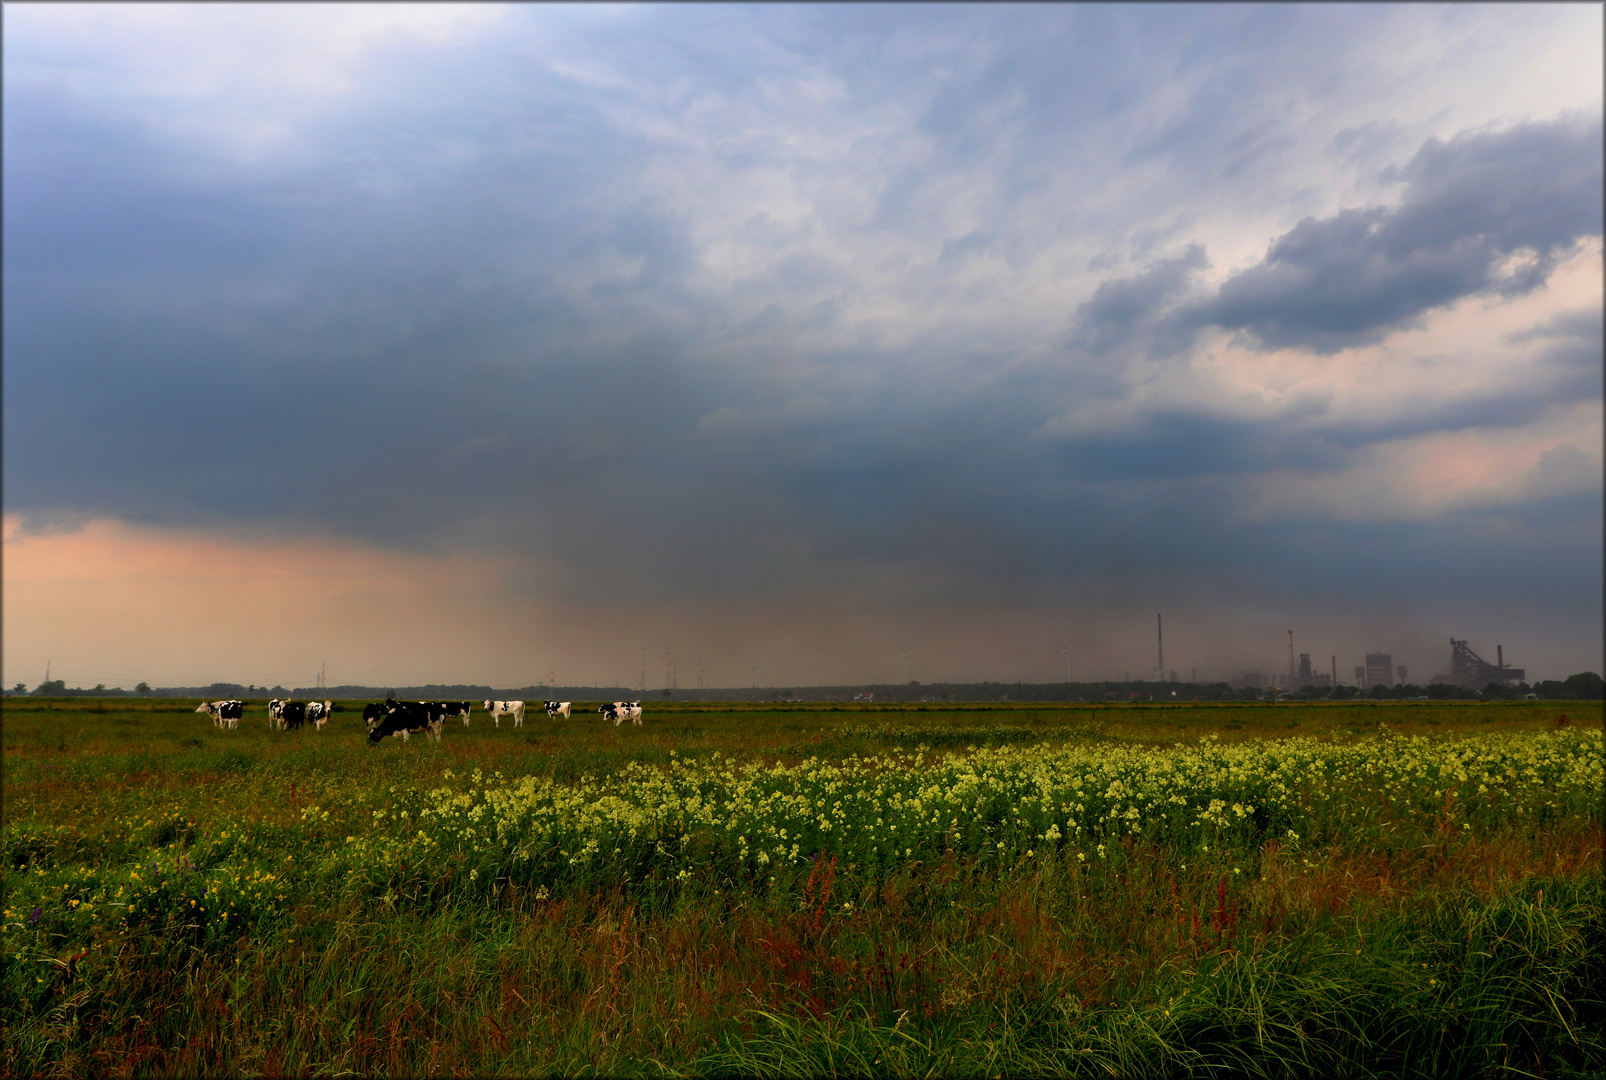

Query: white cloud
4;3;508;164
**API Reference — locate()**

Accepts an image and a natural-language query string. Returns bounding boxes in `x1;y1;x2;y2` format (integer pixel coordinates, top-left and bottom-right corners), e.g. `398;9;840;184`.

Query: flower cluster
365;729;1601;893
5;727;1597;965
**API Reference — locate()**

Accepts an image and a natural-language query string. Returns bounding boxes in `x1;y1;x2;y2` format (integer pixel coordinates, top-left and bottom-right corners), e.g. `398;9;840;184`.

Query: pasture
3;697;1601;1077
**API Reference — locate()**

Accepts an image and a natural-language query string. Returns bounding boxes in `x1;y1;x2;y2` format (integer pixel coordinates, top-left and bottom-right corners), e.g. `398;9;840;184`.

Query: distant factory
1223;634;1523;692
1431;639;1524;690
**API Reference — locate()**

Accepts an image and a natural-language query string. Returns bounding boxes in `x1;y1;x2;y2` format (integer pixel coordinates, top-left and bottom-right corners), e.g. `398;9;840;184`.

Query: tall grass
3;699;1600;1077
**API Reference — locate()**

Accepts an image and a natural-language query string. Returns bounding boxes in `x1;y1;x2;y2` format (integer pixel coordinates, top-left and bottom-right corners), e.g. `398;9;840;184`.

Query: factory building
1365;652;1394;688
1295;653;1331;689
1430;639;1524;689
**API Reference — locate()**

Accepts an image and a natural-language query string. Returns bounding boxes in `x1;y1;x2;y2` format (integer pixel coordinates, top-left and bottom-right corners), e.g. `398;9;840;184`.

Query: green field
3;697;1601;1077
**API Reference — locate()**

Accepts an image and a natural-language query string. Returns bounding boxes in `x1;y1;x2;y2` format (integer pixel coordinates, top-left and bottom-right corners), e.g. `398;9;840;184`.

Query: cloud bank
4;4;1601;687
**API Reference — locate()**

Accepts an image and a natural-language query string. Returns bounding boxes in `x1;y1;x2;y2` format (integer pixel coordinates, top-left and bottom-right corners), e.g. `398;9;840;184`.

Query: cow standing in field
196;700;244;729
268;699;286;728
482;700;525;728
435;701;472;726
278;701;308;731
305;700;333;731
368;700;443;743
545;701;571;719
598;701;643;725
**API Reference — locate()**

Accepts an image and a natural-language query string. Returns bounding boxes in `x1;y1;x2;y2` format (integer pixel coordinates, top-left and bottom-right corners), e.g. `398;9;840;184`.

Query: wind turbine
897;650;913;684
1059;645;1073;684
750;657;776;689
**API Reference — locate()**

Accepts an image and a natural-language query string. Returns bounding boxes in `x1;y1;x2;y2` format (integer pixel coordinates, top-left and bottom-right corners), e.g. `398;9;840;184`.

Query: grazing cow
305;700;333;731
481;700;525;728
598;701;643;725
367;700;443;744
195;700;243;729
362;702;390;731
545;701;572;719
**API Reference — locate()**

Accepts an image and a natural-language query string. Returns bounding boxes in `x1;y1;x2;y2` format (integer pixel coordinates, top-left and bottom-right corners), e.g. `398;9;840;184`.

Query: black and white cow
278;700;308;731
362;702;390;731
545;701;572;719
434;701;472;726
268;699;286;728
195;700;244;729
305;700;333;731
598;701;643;725
367;700;444;744
482;700;525;728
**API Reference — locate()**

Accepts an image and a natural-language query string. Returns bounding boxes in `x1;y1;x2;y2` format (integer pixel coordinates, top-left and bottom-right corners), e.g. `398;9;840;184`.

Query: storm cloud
1192;118;1604;353
4;4;1602;687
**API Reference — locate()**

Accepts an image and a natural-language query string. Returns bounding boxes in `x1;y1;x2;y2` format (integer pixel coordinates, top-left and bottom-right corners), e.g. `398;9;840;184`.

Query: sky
3;3;1602;691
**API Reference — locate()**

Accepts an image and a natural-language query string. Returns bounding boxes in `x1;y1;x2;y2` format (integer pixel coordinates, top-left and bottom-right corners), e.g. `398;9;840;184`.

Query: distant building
1228;670;1266;689
1354;665;1367;688
1432;639;1524;689
1365;653;1394;688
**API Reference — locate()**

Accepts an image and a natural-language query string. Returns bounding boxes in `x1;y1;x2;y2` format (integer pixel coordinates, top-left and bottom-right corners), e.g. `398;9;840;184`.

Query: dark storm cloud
1067;244;1208;358
3;2;1602;670
1189;118;1604;353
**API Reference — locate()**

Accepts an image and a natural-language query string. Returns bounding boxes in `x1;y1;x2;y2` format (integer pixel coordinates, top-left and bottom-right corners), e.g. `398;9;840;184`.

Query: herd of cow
194;698;646;743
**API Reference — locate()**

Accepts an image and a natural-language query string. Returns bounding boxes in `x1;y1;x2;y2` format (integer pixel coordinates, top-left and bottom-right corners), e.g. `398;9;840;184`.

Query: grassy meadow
3;696;1602;1077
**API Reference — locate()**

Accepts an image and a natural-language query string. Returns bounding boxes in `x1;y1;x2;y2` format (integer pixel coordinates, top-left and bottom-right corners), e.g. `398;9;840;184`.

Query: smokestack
1157;613;1165;681
1287;631;1295;691
1331;655;1337;686
1498;645;1504;671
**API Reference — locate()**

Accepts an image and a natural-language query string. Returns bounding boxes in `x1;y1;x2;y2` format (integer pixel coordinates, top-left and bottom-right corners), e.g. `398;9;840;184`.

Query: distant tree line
7;672;1602;701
